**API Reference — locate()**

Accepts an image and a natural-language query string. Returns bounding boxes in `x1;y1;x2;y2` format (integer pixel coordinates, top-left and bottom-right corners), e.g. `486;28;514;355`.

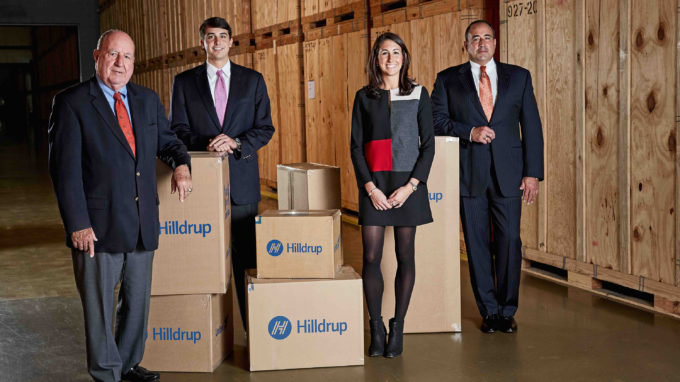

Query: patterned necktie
479;65;494;122
215;70;228;126
113;92;136;157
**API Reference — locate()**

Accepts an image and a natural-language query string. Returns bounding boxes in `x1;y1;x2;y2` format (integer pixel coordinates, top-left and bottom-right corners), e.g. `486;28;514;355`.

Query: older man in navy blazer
169;17;274;325
49;30;192;382
431;20;544;334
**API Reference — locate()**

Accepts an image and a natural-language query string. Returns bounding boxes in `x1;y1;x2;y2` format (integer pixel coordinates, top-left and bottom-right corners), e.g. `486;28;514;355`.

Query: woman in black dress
350;32;435;358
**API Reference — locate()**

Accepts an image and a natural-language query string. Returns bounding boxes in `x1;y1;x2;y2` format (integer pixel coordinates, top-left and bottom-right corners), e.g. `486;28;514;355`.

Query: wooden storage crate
500;0;680;316
303;27;368;211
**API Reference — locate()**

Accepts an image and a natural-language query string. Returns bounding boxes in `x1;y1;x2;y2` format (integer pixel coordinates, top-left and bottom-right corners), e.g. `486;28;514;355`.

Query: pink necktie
215;70;228;126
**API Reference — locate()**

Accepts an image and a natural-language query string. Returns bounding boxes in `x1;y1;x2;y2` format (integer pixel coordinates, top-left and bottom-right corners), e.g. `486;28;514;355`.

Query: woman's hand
386;185;413;208
369;188;393;211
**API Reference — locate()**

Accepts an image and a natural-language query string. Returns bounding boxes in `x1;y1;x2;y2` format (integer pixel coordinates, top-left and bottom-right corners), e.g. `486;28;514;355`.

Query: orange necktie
479;65;494;122
114;92;136;157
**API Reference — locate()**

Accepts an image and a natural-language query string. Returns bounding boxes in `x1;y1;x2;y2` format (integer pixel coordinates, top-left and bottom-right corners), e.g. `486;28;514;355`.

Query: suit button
135;196;139;202
136;171;140;176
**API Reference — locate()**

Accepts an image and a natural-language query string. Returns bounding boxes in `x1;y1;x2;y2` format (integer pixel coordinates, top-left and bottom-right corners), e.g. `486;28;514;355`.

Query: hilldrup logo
429;192;444;203
268;316;292;340
266;240;284;256
152;327;202;343
266;239;322;256
159;220;212;237
268;315;348;340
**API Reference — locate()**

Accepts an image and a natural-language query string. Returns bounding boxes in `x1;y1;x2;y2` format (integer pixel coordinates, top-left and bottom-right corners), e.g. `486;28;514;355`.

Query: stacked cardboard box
141;152;234;373
248;163;364;371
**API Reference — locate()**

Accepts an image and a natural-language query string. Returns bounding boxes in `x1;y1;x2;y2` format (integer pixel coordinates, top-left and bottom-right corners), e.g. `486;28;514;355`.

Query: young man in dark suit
169;17;274;326
49;30;192;382
431;20;544;334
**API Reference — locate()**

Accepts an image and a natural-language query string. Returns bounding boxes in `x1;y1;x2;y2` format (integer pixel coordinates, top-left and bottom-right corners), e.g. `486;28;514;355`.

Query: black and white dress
350;85;435;226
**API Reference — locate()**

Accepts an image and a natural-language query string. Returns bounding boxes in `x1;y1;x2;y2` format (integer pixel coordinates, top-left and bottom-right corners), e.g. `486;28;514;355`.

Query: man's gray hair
96;29;133;49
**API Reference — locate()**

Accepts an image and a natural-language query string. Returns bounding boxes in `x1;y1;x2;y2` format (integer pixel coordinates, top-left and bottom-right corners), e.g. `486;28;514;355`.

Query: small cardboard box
381;137;462;333
141;289;234;372
153;152;231;295
246;266;364;371
277;163;341;210
255;209;343;279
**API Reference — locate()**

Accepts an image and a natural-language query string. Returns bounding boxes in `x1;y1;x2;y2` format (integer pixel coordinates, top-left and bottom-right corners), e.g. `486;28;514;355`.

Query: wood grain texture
499;0;541;251
545;0;576;259
676;0;680;286
254;48;281;186
585;0;620;270
630;0;676;283
277;43;306;164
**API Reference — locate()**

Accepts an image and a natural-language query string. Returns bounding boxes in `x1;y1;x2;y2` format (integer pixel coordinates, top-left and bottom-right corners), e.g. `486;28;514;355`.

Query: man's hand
171;164;192;202
471;126;495;144
207;134;239;153
71;227;98;258
520;177;539;205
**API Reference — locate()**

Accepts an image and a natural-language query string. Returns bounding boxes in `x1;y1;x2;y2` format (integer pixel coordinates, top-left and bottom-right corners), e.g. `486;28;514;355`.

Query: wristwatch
408;181;417;191
234;137;242;150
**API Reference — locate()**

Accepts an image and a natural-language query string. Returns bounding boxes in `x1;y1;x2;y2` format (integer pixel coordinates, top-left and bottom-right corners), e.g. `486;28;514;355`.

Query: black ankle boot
368;317;387;357
384;318;404;358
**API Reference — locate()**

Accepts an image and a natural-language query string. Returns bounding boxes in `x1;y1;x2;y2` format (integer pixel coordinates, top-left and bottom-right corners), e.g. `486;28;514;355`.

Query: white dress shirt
470;58;498;105
206;60;231;103
469;58;498;140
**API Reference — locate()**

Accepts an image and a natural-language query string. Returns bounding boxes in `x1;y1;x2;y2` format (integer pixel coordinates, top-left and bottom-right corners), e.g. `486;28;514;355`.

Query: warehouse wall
501;0;680;317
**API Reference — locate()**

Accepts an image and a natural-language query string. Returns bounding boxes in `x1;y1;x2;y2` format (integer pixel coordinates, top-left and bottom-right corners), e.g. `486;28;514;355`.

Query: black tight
361;225;417;321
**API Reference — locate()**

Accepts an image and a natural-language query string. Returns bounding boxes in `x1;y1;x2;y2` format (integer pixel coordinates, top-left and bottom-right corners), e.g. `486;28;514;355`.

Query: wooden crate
303;30;368;211
500;0;680;305
252;0;299;31
254;37;306;188
301;1;368;40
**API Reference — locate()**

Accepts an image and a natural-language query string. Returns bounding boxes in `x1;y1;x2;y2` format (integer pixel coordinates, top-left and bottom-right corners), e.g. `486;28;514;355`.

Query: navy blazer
48;77;191;252
431;61;544;197
169;62;275;205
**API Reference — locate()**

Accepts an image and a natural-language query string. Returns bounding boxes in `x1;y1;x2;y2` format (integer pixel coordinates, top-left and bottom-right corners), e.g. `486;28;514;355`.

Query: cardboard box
255;209;343;279
246;266;364;371
141;289;234;372
277;163;341;210
153;152;231;295
380;137;462;333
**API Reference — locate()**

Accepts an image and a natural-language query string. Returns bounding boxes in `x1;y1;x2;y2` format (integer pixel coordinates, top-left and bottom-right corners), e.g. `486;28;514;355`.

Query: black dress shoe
499;316;518;333
481;314;499;333
122;365;160;382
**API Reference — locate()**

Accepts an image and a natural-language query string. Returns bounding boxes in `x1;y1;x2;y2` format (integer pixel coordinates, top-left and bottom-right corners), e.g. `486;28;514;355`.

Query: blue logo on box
267;240;284;256
268;316;292;340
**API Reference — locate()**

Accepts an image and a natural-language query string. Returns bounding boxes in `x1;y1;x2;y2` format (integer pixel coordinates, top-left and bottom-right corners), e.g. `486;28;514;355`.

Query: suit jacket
48;77;191;252
431;61;544;197
169;62;275;205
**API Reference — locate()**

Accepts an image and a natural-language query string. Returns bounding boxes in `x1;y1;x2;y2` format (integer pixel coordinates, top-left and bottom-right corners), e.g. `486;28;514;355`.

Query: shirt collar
96;75;128;98
206;60;231;79
470;58;496;73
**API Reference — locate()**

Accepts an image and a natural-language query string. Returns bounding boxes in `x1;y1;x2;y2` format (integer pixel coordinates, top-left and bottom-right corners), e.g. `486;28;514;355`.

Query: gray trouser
72;249;154;382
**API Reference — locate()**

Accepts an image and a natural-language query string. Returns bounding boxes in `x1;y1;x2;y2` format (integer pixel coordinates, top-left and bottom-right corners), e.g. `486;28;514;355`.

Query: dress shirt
206;60;231;103
469;58;497;140
96;75;133;131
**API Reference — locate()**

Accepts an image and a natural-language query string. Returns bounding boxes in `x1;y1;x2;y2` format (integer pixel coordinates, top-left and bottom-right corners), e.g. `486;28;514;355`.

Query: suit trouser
72;249;154;382
231;202;258;327
460;169;523;318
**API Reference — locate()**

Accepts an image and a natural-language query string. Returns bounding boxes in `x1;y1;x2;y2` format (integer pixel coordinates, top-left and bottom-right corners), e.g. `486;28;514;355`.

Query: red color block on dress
364;139;393;172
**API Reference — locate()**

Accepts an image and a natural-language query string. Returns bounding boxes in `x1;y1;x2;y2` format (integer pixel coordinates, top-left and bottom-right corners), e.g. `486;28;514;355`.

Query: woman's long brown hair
366;32;416;98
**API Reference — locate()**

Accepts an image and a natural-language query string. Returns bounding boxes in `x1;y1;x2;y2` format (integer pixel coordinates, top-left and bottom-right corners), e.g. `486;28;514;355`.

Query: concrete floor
2;140;680;382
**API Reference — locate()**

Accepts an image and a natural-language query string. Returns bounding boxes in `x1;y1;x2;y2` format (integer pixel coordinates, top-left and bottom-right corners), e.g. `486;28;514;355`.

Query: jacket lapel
222;63;245;134
491;62;511;124
458;63;487;122
89;78;135;159
194;63;222;133
127;83;145;162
